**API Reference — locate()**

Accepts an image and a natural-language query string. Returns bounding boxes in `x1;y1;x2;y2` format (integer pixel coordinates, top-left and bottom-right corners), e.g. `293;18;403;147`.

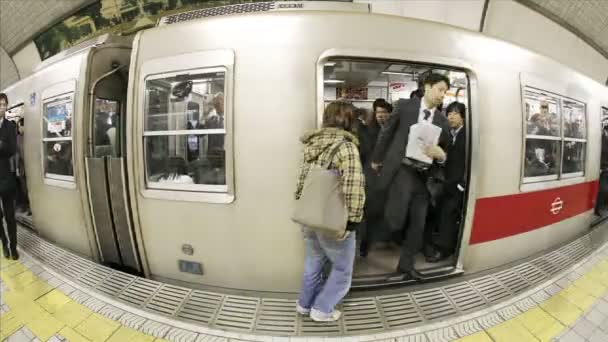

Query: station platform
1;223;608;342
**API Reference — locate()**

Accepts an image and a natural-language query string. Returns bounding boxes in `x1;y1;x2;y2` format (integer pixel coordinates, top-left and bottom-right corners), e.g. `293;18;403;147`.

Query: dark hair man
427;101;467;262
370;73;451;279
0;92;19;259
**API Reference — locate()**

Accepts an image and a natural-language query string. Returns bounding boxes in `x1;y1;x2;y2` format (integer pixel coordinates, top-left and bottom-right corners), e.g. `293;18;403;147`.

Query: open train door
84;46;142;274
596;107;608;221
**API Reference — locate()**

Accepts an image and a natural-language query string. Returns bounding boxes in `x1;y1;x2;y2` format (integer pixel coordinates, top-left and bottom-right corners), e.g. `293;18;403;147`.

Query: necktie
423;109;431;121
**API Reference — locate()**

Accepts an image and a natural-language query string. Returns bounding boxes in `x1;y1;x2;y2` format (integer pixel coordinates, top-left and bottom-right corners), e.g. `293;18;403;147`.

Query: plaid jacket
295;128;365;223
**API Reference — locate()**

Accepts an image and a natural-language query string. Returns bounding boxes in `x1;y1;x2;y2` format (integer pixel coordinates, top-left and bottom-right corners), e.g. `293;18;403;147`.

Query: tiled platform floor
1;241;608;342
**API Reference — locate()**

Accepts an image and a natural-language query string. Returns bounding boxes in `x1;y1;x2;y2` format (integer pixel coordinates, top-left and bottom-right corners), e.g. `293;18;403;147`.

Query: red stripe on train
469;181;599;245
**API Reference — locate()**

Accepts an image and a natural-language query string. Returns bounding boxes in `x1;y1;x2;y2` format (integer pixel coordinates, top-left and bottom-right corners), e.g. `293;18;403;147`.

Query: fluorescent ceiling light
324;62;336;66
324;80;344;84
382;71;414;76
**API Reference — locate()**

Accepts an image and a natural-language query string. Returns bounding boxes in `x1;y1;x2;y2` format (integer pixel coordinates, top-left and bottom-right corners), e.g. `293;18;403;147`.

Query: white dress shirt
417;100;437;123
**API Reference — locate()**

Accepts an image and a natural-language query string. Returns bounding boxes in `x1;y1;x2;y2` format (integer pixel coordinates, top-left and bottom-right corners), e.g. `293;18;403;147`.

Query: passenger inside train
323;59;470;281
597;112;608;217
144;72;227;188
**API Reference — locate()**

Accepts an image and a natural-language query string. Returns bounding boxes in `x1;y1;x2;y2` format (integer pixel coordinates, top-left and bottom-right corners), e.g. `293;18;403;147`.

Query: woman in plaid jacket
295;101;366;322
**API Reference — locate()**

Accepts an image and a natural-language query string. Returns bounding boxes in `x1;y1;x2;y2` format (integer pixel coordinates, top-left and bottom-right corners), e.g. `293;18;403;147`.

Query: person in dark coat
595;124;608;216
358;99;392;257
0;93;19;260
370;74;451;279
427;102;467;262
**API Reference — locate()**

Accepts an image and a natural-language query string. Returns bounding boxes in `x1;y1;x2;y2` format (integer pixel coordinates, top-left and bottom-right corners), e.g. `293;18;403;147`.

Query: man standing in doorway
371;74;451;279
0;93;19;260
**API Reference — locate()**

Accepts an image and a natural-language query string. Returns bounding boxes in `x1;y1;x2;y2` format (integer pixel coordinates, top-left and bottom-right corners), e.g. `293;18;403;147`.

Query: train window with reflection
143;69;227;192
42;94;74;181
561;99;586;177
522;87;587;183
522;88;561;182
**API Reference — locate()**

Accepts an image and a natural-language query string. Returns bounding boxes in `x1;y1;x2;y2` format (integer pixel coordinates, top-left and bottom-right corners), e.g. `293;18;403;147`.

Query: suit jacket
444;126;466;195
0;119;17;193
371;97;450;190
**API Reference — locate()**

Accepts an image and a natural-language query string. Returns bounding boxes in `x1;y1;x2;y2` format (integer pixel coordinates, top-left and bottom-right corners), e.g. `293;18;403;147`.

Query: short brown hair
0;93;8;104
323;101;355;131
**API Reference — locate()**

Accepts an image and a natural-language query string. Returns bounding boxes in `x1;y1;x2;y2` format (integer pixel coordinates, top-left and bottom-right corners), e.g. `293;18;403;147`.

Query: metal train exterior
3;2;608;293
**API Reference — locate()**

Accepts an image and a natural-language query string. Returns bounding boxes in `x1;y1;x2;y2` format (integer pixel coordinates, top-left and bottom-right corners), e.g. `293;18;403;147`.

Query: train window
42;94;74;181
561;99;586;177
521;87;587;183
522;89;561;182
143;69;227;192
94;98;120;158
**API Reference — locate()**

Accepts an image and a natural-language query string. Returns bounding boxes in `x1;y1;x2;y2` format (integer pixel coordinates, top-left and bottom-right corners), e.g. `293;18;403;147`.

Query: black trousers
434;191;463;254
596;171;608;214
15;174;29;211
0;190;17;254
390;166;429;272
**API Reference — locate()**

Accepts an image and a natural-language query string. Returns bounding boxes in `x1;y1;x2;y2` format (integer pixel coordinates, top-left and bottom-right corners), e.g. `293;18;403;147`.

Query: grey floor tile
593;299;608;316
571;318;597;339
600;316;608;334
5;329;31;342
557;330;586;342
20;327;35;340
588;329;608;342
585;308;607;326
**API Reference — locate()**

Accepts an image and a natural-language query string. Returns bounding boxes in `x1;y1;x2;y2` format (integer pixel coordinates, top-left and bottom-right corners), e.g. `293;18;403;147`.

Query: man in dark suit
371;74;451;279
427;102;467;262
0;92;19;260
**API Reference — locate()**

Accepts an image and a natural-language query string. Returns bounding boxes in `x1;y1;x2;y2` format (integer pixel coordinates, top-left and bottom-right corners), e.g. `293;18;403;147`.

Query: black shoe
359;240;369;258
2;248;9;259
423;244;437;259
10;250;19;260
426;249;452;263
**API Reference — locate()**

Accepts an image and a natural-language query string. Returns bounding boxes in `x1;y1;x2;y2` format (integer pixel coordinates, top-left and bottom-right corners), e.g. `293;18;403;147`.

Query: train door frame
598;106;608;221
83;47;142;274
317;49;480;285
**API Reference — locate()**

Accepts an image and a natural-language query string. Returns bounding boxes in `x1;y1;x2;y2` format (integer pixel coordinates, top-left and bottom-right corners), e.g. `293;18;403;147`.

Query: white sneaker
310;308;341;322
296;303;310;315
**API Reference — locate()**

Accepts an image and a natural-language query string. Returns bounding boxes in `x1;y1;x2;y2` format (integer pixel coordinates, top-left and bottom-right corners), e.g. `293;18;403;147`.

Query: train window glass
522;88;561;183
561;99;586;177
94;98;120;157
523;139;561;178
563;100;586;139
143;69;226;192
521;87;588;183
42;94;74;181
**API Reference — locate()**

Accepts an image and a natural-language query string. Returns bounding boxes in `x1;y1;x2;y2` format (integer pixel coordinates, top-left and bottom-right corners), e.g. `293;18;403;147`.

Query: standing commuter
427;102;467;262
358;99;392;257
15;117;30;214
596;124;608;216
295;101;365;322
0;93;19;260
370;73;451;279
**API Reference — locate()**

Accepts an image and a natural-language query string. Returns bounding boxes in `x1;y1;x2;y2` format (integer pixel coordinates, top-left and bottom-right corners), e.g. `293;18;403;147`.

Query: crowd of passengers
294;73;468;322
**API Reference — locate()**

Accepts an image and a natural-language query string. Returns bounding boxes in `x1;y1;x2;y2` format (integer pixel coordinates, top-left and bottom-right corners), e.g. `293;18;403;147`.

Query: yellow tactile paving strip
1;244;608;342
0;250;169;342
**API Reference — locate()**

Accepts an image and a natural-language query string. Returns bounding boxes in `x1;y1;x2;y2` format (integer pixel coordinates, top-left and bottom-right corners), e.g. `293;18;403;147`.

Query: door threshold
351;267;464;290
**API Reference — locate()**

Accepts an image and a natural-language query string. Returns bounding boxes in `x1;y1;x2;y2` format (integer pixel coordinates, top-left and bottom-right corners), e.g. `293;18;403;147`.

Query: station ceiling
0;0;607;60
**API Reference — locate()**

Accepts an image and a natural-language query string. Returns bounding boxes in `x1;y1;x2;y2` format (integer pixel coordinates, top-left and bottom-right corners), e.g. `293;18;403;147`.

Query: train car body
4;2;608;293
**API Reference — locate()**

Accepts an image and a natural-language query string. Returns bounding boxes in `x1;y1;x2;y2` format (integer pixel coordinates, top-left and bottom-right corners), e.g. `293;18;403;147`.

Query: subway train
3;1;608;293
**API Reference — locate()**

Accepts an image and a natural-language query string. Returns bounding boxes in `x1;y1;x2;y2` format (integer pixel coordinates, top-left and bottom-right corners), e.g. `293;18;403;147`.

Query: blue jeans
298;228;356;314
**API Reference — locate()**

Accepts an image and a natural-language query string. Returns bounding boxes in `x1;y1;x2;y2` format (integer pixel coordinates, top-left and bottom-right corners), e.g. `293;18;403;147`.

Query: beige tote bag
292;141;348;236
